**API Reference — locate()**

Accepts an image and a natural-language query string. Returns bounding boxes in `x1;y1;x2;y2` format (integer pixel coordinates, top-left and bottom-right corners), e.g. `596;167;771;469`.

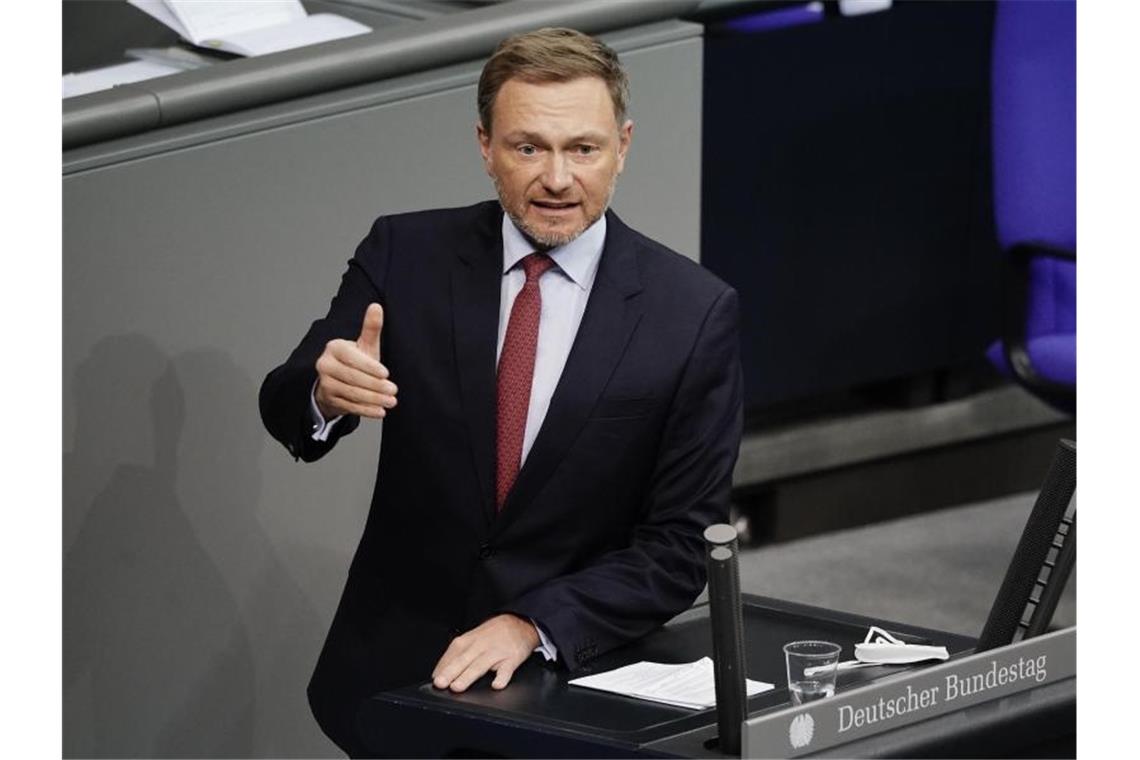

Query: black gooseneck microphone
704;523;746;756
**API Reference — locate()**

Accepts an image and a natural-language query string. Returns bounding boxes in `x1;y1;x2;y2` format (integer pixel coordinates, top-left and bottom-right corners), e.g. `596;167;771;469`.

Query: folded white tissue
807;625;950;676
853;641;950;664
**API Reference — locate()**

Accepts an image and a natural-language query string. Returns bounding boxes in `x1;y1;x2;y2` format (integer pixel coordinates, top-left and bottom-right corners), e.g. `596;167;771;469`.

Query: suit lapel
452;204;503;526
494;210;645;531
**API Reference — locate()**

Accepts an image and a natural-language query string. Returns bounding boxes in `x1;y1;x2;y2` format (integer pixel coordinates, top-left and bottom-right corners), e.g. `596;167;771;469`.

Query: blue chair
984;0;1076;414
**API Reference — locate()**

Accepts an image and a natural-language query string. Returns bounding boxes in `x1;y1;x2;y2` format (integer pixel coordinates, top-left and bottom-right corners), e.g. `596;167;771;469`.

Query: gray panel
62;87;163;147
63;25;701;758
63;0;700;148
63;20;701;175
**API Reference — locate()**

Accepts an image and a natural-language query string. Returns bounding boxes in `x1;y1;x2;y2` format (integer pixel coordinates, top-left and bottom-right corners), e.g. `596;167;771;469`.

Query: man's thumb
356;303;383;359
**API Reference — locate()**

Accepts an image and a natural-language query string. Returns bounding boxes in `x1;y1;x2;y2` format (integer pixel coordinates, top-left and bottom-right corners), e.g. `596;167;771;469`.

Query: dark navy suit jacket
259;200;742;753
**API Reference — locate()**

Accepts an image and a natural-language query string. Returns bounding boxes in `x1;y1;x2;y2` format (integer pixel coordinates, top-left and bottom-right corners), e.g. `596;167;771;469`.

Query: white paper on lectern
568;657;773;710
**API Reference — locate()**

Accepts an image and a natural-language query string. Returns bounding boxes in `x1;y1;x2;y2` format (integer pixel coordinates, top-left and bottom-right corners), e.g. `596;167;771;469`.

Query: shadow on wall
64;335;324;757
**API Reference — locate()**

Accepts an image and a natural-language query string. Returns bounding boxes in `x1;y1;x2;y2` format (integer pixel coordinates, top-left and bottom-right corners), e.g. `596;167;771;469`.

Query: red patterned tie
496;252;556;510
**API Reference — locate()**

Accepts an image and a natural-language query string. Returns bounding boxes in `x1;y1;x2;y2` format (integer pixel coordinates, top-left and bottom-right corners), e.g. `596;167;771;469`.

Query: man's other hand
431;614;541;692
314;303;398;419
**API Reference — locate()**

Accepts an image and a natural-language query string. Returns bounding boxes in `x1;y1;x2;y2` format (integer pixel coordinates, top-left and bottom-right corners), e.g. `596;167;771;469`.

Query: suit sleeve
504;286;744;670
258;217;392;462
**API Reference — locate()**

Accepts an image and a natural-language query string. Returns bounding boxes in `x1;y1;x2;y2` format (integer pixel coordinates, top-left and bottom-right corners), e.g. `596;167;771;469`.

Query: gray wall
63;22;702;757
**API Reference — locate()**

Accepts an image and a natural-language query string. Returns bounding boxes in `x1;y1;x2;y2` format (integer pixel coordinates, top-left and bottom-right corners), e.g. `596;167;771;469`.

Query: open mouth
530;200;580;213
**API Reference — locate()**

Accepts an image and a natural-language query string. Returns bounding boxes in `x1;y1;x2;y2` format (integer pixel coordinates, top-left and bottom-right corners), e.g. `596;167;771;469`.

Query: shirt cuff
532;620;558;662
310;380;344;441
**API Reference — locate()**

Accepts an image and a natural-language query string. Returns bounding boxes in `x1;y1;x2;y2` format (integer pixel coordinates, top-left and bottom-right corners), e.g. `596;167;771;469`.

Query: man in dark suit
259;27;742;756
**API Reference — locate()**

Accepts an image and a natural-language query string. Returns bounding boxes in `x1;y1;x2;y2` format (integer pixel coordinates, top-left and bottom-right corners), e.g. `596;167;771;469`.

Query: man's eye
576;145;598;155
518;145;538;156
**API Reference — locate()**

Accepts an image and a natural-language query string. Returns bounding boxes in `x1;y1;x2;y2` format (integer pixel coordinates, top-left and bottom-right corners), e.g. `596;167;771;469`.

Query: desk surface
358;594;978;757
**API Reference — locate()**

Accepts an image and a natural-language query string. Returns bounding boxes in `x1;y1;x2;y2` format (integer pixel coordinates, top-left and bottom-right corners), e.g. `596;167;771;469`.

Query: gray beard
493;174;615;250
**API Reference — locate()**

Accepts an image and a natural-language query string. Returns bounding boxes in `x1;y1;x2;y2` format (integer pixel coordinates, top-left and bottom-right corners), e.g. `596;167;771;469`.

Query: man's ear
476;122;492;170
616;119;634;174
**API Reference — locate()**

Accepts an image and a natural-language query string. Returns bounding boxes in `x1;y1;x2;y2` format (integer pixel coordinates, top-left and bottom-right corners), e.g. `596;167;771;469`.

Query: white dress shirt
495;212;605;465
309;211;607;662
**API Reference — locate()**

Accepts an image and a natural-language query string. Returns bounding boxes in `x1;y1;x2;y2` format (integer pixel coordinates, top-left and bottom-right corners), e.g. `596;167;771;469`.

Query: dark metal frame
977;438;1075;651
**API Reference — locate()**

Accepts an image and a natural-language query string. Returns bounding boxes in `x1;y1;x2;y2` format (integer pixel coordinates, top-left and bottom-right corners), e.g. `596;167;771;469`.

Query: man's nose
540;153;573;194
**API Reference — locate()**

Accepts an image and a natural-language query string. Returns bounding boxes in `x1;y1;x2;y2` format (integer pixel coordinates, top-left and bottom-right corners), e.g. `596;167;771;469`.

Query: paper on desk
128;1;370;56
129;0;304;42
63;60;184;99
569;657;773;710
168;0;306;42
208;14;371;56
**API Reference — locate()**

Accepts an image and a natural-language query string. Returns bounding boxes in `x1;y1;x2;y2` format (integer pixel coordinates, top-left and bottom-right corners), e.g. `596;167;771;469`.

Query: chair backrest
991;0;1076;253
